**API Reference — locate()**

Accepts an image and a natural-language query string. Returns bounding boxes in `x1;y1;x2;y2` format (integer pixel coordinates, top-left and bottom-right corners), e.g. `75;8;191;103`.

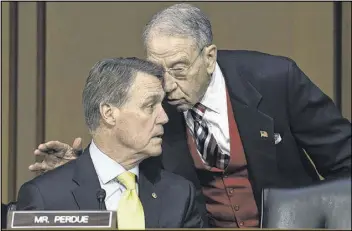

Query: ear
99;103;118;127
204;44;217;75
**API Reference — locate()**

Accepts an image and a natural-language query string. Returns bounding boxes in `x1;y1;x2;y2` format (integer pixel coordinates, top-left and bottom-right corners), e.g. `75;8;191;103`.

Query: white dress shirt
184;62;230;164
89;140;139;211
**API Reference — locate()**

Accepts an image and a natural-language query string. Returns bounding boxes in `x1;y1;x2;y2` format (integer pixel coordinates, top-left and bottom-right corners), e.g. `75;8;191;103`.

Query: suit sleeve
17;182;45;210
194;186;209;227
182;181;208;228
287;61;351;179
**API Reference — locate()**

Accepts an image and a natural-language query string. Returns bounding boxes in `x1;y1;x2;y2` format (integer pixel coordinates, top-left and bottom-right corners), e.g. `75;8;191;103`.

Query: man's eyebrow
143;93;165;104
167;56;189;68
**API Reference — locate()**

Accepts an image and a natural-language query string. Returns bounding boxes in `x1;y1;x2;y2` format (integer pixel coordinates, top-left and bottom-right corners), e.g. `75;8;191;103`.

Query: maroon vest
186;88;259;228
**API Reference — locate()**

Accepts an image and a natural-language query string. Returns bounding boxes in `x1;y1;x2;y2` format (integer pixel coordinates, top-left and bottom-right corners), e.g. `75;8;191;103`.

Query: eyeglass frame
164;45;209;80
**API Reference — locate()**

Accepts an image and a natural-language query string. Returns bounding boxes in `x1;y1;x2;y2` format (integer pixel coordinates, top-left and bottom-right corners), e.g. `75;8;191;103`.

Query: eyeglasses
165;46;207;79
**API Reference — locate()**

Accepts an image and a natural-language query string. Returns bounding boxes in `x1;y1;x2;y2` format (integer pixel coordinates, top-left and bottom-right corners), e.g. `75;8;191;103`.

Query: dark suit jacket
159;50;351;220
16;148;204;228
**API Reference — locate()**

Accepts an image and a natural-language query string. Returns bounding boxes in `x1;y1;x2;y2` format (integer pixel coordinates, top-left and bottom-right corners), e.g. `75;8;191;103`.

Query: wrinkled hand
29;137;83;173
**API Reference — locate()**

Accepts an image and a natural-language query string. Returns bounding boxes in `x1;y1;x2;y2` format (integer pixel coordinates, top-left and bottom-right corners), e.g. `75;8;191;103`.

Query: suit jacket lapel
71;147;162;227
218;51;281;206
71;147;106;210
161;102;202;189
138;158;161;228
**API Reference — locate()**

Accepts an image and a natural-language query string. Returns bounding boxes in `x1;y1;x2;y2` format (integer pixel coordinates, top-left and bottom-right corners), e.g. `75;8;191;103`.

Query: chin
145;151;162;158
150;147;163;156
175;104;192;112
144;145;163;157
149;151;162;157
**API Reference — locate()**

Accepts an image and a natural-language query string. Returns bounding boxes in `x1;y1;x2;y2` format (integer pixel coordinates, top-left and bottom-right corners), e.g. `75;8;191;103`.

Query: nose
157;105;169;125
163;72;177;93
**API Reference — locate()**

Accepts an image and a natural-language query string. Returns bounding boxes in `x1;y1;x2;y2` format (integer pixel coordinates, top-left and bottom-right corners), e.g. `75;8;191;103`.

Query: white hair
142;3;213;49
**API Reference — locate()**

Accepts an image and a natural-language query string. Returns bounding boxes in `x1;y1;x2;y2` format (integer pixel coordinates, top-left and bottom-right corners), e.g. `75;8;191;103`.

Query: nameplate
7;211;116;229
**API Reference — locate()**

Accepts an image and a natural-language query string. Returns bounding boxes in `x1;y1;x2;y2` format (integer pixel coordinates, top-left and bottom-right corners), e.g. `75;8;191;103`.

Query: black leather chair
261;177;351;229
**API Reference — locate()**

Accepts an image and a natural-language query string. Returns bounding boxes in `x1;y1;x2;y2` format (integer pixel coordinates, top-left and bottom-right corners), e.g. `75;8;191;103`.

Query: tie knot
117;171;136;190
193;103;206;113
190;103;206;121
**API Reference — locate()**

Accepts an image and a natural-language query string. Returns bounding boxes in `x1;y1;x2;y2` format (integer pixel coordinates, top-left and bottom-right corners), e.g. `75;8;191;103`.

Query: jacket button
239;221;244;226
234;205;240;211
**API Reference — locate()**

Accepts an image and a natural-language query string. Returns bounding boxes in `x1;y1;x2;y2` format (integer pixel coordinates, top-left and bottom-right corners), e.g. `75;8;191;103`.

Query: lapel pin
260;130;268;138
152;192;157;199
274;133;282;144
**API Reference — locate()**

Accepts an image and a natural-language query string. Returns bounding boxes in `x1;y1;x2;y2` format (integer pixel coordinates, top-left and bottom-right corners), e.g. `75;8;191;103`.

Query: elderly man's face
113;72;168;157
146;36;217;111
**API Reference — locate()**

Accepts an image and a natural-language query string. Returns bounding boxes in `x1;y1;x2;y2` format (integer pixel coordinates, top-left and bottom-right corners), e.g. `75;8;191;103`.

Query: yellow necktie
117;171;145;230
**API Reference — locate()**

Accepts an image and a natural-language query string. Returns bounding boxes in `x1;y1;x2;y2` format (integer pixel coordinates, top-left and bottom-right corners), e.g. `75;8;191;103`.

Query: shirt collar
89;140;139;185
198;62;224;114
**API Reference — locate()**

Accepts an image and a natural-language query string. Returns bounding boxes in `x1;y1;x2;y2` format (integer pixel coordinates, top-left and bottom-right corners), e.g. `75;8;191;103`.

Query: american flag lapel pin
260;130;268;138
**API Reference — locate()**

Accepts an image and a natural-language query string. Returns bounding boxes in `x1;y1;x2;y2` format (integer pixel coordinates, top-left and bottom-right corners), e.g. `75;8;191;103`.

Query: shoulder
20;158;78;191
158;169;194;191
217;50;296;77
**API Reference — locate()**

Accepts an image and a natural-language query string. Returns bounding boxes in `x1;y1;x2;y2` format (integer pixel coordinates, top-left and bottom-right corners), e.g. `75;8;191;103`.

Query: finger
28;162;47;172
37;143;56;152
40;160;51;170
34;149;47;156
45;140;67;151
72;137;83;151
37;144;56;155
38;141;65;152
34;148;58;156
37;143;49;152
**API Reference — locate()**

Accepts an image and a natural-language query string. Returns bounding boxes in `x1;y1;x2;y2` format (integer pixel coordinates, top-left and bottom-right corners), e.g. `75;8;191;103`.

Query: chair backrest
261;177;351;229
1;202;16;229
7;201;17;212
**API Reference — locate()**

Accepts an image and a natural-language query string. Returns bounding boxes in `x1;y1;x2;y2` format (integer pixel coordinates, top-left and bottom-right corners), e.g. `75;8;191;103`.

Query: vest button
234;205;240;211
228;188;234;194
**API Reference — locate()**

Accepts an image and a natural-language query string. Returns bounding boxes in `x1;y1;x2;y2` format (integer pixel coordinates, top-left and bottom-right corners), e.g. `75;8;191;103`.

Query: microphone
96;189;106;210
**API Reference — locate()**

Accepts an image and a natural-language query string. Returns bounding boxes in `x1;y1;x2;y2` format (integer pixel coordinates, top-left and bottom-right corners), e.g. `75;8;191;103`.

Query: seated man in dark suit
16;57;204;229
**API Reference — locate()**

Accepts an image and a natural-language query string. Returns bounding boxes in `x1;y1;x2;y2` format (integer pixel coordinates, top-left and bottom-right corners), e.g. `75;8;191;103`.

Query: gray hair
142;3;213;50
82;57;164;132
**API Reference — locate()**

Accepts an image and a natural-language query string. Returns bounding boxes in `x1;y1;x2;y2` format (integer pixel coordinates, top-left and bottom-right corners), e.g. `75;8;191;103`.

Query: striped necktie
188;103;229;169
